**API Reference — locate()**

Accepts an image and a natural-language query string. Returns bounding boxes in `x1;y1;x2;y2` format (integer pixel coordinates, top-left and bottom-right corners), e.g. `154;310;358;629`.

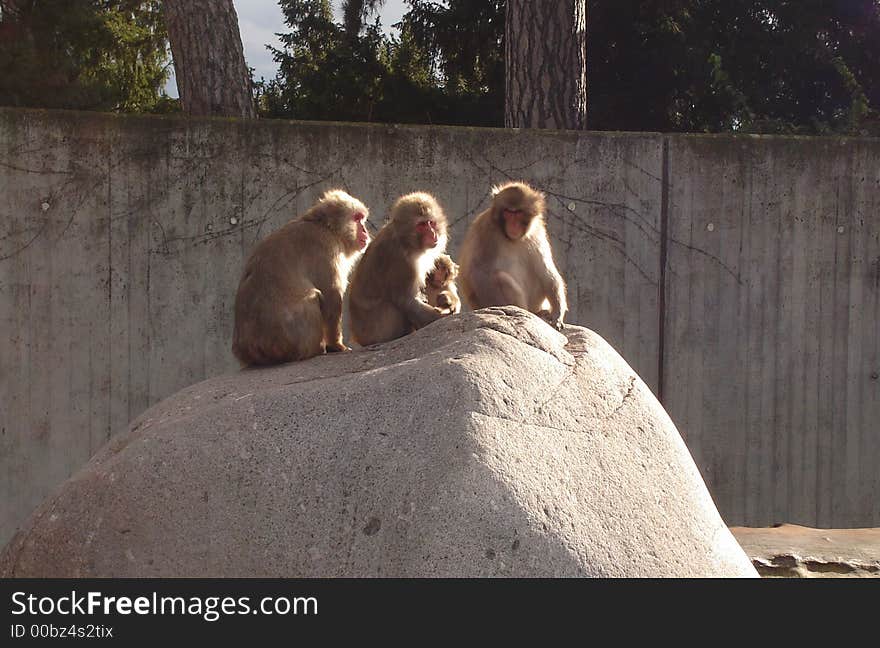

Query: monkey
231;189;370;366
423;253;461;315
348;192;452;346
458;181;567;329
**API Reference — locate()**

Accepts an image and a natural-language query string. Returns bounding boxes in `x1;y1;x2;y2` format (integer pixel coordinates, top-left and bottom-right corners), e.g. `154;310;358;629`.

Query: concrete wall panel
665;136;880;527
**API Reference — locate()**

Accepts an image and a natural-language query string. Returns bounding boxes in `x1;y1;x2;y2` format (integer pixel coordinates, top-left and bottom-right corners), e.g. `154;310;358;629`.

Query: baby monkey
423;254;461;315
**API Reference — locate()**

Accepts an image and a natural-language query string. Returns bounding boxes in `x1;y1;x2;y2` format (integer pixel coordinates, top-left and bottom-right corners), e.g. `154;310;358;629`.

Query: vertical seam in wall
658;136;670;403
106;140;113;445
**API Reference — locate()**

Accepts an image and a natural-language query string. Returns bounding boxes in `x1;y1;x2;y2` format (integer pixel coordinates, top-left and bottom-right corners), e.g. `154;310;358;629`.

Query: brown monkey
458;181;567;329
231;190;370;366
423;254;461;315
349;192;451;345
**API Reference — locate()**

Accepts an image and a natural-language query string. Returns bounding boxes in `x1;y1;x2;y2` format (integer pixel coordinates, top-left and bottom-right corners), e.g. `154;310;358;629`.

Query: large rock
0;307;756;577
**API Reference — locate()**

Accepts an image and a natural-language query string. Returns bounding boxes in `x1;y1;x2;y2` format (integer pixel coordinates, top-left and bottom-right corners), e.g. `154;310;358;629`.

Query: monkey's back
231;220;336;364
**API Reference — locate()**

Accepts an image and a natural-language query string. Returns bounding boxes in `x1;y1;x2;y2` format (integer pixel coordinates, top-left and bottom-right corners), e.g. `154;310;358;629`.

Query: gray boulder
0;307;756;577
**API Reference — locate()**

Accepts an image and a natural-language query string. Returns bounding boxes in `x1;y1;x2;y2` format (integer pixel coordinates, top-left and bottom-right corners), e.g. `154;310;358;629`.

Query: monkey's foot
537;310;564;330
325;342;351;353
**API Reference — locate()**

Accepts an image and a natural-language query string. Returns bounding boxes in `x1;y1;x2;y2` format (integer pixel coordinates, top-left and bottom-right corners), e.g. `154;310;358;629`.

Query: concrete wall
0;108;877;544
665;137;880;529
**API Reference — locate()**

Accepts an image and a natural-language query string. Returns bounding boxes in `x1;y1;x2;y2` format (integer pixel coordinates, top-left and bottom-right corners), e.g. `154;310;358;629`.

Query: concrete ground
731;524;880;577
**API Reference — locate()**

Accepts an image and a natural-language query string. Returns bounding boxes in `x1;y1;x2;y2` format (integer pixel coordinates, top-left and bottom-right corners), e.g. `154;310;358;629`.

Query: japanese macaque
231;190;370;366
423;254;461;315
458;181;567;329
349;192;451;345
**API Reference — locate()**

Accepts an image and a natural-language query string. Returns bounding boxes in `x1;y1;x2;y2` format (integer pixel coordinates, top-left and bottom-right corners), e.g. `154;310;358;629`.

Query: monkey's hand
401;297;447;329
325;341;351;353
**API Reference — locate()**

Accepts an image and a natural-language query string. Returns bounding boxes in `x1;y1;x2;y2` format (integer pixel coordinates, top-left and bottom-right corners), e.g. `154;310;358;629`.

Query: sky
164;0;408;98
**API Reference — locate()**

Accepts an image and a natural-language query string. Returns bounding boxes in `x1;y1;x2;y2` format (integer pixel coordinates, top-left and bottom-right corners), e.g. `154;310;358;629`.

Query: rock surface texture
1;308;756;577
732;524;880;578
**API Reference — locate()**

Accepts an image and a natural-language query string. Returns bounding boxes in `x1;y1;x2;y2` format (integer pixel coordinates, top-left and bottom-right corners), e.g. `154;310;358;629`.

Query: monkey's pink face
353;212;370;250
502;209;530;240
416;220;440;249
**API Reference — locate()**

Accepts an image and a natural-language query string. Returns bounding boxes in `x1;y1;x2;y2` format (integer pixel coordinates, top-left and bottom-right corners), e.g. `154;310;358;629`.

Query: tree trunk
504;0;587;129
164;0;255;118
342;0;385;38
